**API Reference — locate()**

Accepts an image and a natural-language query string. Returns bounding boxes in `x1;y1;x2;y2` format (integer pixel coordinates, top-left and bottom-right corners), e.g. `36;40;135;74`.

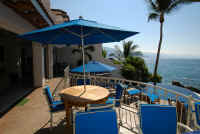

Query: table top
60;85;110;104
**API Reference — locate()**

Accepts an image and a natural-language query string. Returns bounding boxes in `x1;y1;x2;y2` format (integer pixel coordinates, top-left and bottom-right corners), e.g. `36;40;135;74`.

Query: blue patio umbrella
71;61;116;73
19;18;139;88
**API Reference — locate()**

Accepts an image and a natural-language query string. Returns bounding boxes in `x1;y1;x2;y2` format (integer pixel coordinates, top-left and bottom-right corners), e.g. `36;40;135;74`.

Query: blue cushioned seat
139;104;177;134
127;89;141;95
147;93;159;102
74;109;118;134
194;102;200;126
105;83;125;107
44;86;65;129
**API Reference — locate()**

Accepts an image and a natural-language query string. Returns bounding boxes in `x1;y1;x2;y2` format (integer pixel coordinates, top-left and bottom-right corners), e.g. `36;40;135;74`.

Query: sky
50;0;200;58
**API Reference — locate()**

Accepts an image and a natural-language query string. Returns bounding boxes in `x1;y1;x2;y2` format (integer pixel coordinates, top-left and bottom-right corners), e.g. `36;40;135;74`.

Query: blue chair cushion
45;86;54;104
52;100;63;105
147;93;159;102
51;101;65;112
140;104;177;134
115;83;124;100
106;97;115;104
127;89;141;95
75;109;118;134
195;102;200;125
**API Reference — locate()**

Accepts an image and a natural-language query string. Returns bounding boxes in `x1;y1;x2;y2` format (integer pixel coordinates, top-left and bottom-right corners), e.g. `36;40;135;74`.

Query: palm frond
156;0;172;11
85;52;92;60
148;12;159;21
166;0;191;14
72;49;81;54
131;44;139;51
146;0;159;12
85;45;95;52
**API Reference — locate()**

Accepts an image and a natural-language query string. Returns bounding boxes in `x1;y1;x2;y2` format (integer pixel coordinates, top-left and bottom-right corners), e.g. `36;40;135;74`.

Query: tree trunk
153;15;164;85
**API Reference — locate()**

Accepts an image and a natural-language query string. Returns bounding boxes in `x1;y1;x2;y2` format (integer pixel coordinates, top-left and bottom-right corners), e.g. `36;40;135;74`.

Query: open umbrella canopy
19;19;138;45
19;18;139;88
71;61;116;73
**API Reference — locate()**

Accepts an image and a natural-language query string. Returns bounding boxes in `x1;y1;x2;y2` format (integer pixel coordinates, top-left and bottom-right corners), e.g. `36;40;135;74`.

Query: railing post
187;95;193;127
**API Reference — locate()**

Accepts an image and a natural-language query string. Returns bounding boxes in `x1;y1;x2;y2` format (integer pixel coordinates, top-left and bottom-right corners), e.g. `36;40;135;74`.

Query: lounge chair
73;109;118;134
138;104;193;134
44;86;65;130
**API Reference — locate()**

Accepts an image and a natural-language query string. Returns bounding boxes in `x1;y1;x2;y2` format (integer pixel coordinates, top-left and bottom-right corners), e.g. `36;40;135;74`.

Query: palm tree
109;41;142;63
146;0;190;85
72;45;95;65
123;41;143;58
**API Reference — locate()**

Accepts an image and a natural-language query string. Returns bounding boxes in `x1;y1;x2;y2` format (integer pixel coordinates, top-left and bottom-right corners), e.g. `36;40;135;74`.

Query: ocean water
145;58;200;90
103;47;200;90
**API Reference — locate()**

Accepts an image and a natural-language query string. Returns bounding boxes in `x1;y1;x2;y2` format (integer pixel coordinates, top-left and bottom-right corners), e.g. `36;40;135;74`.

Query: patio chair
146;92;160;104
126;88;141;102
44;86;65;130
87;102;115;112
73;109;118;134
105;83;126;107
77;79;90;85
193;102;200;129
138;104;193;134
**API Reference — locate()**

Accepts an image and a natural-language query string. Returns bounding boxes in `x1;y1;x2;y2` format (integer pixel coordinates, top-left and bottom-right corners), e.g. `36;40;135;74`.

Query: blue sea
145;57;200;90
104;47;200;90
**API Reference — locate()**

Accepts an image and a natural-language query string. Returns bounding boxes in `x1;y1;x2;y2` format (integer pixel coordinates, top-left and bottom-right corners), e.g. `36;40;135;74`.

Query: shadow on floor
34;119;73;134
0;86;34;117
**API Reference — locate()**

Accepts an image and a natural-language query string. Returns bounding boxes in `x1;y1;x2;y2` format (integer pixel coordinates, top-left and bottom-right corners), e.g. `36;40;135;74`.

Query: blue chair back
74;109;118;134
195;102;200;126
115;83;125;107
77;79;90;85
44;86;54;104
140;104;177;134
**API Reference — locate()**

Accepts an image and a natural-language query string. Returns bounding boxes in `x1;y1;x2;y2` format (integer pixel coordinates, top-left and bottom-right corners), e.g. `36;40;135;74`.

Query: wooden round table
60;85;110;127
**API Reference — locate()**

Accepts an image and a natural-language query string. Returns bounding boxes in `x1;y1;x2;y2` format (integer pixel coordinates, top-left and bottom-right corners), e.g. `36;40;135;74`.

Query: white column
32;42;45;87
46;45;53;79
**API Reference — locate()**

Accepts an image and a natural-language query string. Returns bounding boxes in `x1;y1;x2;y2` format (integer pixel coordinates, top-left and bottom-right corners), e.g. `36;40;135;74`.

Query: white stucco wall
54;44;103;68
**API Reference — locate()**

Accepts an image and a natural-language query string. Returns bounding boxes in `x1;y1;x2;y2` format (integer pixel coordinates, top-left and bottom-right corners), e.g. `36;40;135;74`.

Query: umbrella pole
81;27;86;89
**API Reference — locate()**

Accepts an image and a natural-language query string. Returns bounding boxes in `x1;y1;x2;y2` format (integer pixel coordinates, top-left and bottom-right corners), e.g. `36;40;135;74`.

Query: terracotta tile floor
0;77;136;134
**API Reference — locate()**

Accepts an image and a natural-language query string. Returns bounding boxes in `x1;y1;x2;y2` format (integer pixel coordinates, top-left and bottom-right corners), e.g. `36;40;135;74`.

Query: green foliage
72;45;95;66
102;49;107;58
149;74;162;83
121;56;162;83
113;60;122;65
109;40;142;64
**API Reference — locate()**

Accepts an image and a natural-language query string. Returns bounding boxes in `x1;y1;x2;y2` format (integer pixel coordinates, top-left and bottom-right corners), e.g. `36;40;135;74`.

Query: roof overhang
2;0;54;28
